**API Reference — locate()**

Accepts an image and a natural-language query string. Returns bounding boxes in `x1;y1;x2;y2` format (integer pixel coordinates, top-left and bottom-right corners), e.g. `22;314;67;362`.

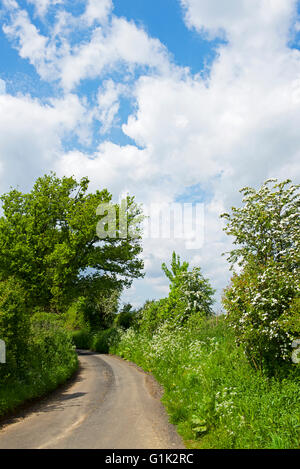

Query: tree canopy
0;173;144;312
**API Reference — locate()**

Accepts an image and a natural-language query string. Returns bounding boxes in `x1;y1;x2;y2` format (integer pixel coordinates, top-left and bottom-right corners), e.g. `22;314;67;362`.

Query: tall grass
111;317;300;449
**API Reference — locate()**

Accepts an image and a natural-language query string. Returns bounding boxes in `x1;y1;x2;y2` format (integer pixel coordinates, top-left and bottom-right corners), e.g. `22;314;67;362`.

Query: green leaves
222;179;300;372
139;253;215;332
221;179;299;269
191;416;208;437
0;173;144;313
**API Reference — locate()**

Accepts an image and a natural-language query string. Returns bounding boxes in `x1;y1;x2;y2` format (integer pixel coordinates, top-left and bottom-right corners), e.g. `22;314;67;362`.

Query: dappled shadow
32;390;88;414
59;392;86;401
76;349;104;356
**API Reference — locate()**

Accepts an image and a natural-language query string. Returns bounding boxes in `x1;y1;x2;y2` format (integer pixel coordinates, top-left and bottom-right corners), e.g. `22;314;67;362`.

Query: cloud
27;0;62;18
95;79;128;134
3;8;49;72
180;0;298;47
2;1;174;91
58;16;173;91
1;0;300;309
82;0;113;26
0;91;90;193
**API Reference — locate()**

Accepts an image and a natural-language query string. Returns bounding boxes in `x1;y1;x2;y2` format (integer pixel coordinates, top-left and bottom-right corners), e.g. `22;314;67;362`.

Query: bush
30;313;77;375
0;277;30;381
223;262;300;373
0;312;78;417
221;180;300;373
71;329;92;349
91;328;119;353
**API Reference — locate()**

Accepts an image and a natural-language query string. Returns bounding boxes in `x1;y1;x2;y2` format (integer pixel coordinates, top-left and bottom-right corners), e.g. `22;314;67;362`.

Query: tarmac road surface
0;351;184;449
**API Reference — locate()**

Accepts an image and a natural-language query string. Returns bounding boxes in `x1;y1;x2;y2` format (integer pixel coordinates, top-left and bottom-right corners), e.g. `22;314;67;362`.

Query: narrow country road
0;351;184;449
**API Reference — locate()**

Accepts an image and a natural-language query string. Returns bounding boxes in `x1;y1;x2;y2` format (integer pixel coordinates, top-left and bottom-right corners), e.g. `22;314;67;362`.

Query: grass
0;360;78;418
111;317;300;449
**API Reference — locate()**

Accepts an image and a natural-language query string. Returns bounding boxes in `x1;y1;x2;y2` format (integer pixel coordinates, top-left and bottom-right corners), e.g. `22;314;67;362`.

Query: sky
0;0;300;311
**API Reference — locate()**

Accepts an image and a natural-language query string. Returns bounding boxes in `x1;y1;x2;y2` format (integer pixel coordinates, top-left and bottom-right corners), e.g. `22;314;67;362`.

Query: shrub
0;312;78;417
221;179;300;372
29;313;78;382
71;329;92;349
91;328;119;353
223;262;300;373
0;277;30;381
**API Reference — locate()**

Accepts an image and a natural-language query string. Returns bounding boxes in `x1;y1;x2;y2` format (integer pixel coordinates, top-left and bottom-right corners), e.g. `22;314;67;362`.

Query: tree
161;251;189;282
221;179;299;269
114;303;136;330
80;288;120;331
139;253;215;332
221;179;300;371
0;173;144;312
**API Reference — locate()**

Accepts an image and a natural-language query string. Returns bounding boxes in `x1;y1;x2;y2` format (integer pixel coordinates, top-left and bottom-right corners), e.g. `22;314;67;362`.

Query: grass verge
111;318;300;449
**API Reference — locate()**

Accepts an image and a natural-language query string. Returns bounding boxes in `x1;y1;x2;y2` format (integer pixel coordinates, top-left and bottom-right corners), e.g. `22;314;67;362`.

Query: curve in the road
0;351;184;449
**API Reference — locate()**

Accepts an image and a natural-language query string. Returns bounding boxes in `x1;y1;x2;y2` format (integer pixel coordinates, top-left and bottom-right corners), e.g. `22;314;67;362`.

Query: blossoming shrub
221;179;300;373
223;261;300;373
112;318;300;449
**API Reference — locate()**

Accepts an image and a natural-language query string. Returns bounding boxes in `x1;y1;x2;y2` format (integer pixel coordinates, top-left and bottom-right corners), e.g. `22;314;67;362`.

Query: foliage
161;252;189;282
91;328;120;354
65;288;120;332
167;267;215;321
0;173;144;312
64;297;88;331
0;277;30;380
71;329;92;350
139;253;215;332
221;179;299;269
112;318;300;449
223;261;300;373
138;299;168;334
114;303;137;330
29;313;78;377
0;312;78;417
221;179;300;371
80;289;120;331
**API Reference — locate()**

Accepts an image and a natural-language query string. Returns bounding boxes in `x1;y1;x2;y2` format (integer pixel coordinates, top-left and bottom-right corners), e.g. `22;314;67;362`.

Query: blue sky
0;0;299;310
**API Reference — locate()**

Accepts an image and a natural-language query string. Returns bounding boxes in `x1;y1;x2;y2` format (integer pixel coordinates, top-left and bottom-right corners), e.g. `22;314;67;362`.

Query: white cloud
1;0;300;309
26;0;62;18
58;17;173;91
180;0;298;47
82;0;113;26
2;1;174;91
95;79;128;134
0;92;90;193
3;8;49;69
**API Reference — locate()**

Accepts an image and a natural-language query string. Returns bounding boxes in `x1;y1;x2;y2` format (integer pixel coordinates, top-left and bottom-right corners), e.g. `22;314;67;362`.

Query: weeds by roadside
111;318;300;449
